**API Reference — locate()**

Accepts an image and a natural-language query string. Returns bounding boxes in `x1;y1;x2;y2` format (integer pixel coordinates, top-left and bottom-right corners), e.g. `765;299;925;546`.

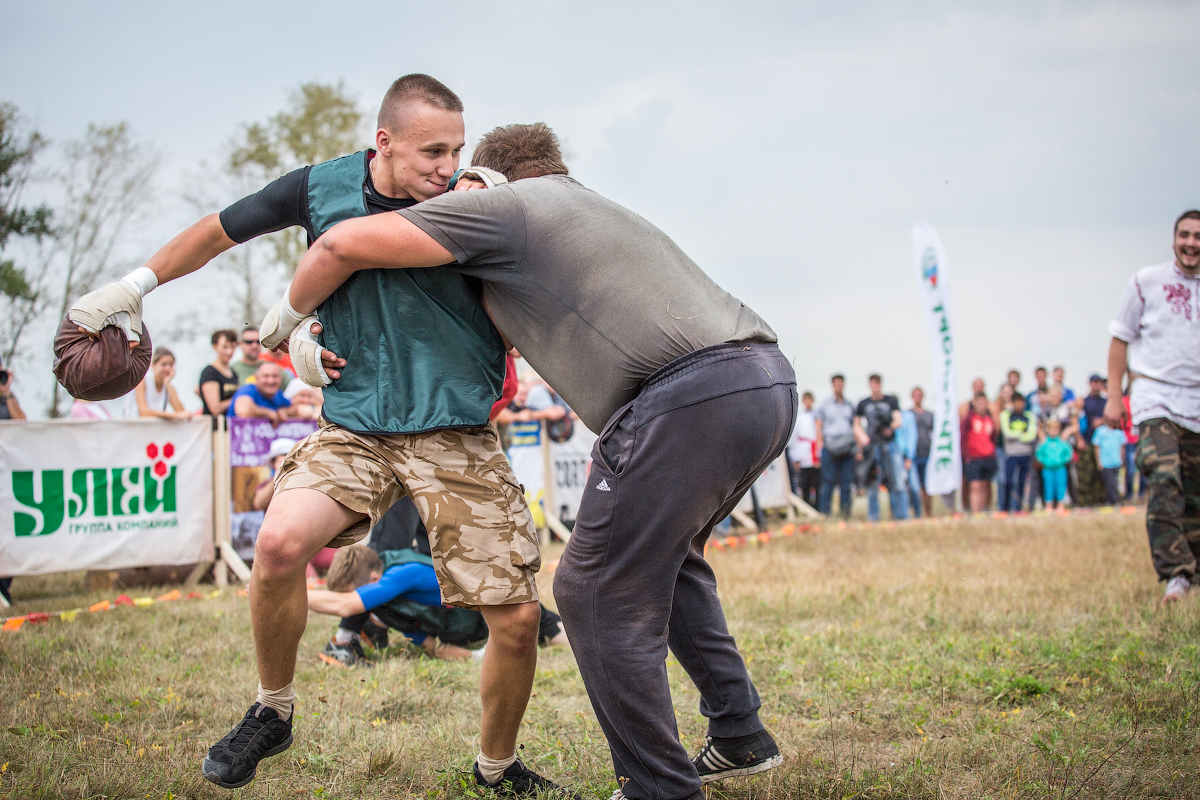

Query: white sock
476;751;517;783
256;682;295;722
333;628;356;645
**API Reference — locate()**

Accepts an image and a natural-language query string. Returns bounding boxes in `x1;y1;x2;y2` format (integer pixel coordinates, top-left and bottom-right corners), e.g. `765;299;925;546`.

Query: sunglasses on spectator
242;338;260;345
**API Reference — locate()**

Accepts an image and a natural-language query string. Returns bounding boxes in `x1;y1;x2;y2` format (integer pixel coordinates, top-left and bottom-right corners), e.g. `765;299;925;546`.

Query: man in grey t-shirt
814;374;857;518
283;123;796;800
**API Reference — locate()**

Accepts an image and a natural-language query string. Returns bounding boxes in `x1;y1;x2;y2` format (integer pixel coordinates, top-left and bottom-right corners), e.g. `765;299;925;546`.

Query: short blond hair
326;545;382;592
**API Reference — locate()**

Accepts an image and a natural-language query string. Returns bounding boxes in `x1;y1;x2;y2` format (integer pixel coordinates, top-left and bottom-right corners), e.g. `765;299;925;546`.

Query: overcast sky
3;1;1197;419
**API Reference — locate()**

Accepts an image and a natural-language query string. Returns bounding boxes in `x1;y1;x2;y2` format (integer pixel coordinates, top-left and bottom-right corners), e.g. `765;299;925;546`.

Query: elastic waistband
640;340;782;393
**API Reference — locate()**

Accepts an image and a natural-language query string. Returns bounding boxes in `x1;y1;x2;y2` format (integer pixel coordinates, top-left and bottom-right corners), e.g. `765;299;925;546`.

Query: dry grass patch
2;514;1198;799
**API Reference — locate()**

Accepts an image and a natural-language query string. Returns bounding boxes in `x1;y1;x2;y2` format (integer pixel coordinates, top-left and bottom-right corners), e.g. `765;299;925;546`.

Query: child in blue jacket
1036;418;1074;509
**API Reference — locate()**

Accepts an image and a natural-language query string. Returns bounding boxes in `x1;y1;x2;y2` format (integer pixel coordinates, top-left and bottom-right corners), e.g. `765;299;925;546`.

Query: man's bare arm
147;214;237;284
1104;337;1129;428
307;588;367;617
289;214;455;314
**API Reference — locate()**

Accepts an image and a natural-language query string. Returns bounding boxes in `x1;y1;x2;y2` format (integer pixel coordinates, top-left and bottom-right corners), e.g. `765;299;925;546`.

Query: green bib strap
379;548;434;571
307;151;370;237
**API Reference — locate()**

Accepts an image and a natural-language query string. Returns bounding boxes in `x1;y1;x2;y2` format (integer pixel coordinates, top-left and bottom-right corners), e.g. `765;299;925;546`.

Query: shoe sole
201;734;293;789
699;754;783;784
318;652;353;668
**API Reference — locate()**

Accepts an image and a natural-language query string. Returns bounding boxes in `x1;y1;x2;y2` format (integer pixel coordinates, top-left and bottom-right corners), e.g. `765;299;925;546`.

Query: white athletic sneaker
1163;575;1192;604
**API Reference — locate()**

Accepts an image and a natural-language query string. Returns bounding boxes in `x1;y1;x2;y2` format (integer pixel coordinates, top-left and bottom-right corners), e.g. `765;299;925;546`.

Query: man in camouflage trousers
1105;210;1200;604
1134;420;1200;586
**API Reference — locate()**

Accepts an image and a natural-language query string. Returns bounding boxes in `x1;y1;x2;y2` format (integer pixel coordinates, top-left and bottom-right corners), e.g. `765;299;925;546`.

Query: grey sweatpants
554;342;797;800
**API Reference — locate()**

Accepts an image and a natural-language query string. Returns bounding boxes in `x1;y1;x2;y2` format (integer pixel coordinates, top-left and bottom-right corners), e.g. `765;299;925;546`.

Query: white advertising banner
0;419;215;576
549;426;598;521
506;421;599;523
735;455;793;512
912;221;962;494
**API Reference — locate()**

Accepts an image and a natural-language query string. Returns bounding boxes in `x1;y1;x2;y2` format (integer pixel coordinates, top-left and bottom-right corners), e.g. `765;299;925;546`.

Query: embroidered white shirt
1109;260;1200;432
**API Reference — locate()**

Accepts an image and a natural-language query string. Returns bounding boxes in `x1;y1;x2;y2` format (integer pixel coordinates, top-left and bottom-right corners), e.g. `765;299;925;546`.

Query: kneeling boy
308;546;568;663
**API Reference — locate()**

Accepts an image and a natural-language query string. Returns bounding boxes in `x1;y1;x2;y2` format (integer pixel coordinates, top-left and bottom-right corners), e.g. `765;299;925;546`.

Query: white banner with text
912;221;962;495
0;419;214;576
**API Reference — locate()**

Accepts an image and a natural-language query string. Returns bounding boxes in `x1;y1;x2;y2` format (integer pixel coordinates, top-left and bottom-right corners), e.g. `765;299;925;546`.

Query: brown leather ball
53;316;152;402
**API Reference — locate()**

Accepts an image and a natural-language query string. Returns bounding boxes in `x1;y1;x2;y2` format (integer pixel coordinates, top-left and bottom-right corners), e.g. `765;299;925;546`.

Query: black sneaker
361;618;390;650
318;639;372;668
692;730;782;783
201;703;293;789
473;758;580;799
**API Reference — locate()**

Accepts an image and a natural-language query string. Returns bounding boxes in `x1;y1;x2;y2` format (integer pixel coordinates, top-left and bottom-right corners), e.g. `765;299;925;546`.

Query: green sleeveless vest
306;151;505;434
374;550;490;645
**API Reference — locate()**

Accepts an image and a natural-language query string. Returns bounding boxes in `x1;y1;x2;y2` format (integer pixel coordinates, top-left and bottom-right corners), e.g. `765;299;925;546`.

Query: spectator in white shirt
1105;209;1200;604
787;391;820;509
125;348;192;420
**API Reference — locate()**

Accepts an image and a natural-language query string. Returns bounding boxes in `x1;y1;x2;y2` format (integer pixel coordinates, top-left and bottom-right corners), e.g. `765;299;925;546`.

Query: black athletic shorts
965;457;998;482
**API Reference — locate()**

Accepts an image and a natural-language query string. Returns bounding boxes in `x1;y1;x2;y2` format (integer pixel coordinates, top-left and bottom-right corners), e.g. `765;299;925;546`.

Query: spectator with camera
854;373;909;521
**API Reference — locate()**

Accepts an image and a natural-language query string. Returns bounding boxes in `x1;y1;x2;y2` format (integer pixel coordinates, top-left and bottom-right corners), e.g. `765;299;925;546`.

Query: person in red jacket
961;391;998;513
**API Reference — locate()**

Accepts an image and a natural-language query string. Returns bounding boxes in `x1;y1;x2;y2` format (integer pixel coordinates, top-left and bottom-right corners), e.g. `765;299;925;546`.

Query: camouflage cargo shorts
274;420;540;607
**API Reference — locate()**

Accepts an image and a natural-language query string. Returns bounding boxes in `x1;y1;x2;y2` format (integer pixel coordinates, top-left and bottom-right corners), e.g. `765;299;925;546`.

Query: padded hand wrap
68;281;144;343
289;316;331;387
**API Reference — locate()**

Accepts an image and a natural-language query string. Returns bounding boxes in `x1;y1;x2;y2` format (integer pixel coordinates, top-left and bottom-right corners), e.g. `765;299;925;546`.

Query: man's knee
254;522;311;578
484;602;541;656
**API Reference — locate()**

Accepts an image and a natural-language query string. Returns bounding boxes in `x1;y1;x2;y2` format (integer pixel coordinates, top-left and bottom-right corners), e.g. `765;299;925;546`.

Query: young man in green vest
67;76;562;795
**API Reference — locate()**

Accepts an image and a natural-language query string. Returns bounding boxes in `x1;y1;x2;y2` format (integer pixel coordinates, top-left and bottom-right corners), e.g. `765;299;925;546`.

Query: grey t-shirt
398;175;776;432
814;396;855;439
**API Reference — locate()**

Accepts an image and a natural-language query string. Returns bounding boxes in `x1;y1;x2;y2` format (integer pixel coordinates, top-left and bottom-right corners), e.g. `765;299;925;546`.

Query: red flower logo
146;441;175;479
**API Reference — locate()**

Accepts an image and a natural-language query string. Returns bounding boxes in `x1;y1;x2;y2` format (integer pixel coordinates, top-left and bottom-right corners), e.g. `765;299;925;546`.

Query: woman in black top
200;329;241;423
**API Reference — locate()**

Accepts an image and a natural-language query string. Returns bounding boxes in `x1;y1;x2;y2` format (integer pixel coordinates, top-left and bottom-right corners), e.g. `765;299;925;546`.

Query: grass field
2;513;1199;800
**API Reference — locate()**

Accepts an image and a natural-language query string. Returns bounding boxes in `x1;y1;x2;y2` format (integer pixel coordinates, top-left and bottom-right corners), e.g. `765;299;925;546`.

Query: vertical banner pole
539;421;556;546
912;221;963;500
213;415;230;588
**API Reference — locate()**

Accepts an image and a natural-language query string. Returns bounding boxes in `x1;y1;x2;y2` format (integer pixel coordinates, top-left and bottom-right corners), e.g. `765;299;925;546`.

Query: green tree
0;103;53;365
233;82;365;266
202;82;365;327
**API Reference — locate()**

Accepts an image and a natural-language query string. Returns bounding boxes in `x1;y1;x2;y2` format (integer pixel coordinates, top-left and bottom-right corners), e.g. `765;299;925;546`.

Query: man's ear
375;128;391;154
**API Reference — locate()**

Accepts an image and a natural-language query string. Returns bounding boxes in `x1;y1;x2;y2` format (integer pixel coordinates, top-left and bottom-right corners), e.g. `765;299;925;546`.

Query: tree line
0;83;364;416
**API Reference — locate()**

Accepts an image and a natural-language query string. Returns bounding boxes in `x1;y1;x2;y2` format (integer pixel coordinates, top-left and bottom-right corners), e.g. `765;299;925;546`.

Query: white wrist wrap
260;285;310;351
458;166;509;188
280;290;306;331
121;267;159;297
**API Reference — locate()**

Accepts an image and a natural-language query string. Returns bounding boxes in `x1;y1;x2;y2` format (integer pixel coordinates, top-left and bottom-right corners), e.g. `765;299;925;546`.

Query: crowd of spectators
199;326;320;424
789;366;1142;520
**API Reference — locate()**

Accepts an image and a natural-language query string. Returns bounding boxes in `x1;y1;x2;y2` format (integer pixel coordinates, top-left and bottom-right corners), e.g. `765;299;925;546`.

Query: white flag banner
912;222;962;495
0;419;214;576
